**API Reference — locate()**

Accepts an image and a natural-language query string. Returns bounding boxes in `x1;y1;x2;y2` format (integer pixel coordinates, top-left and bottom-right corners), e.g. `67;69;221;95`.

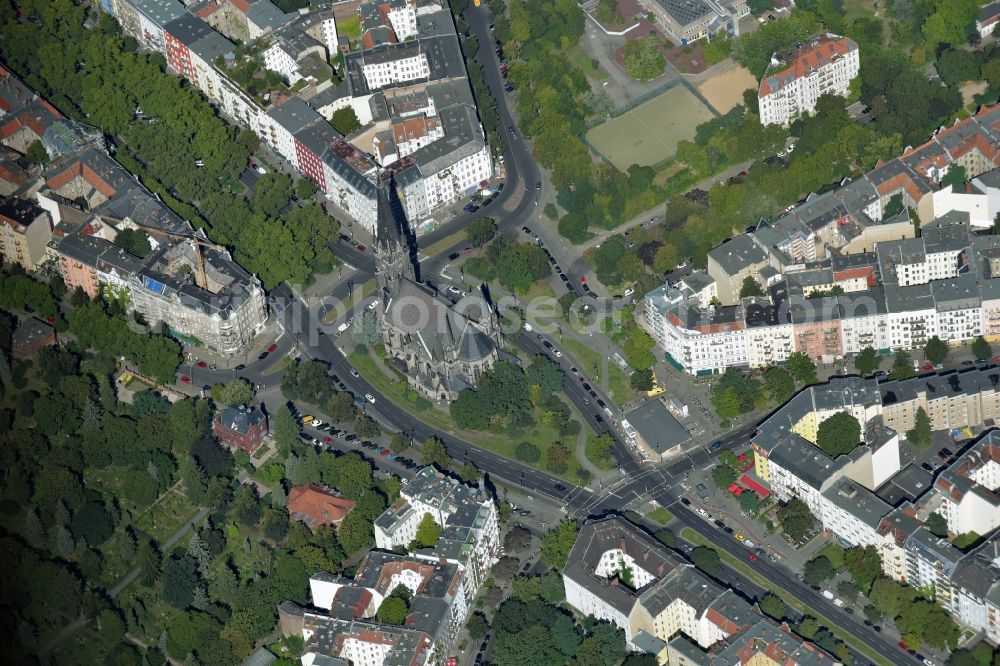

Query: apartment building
758;34;860;127
563;517;838;663
706;233;771;305
754;374;1000;639
285;550;468;665
646;102;1000;376
50;232;143;299
373;466;500;599
0;198;52;271
35;139;268;356
109;0;493;236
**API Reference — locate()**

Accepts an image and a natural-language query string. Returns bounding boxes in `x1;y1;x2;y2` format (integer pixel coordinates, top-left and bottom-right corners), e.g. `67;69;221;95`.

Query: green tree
785;352;817;385
540;519;578;569
816;412;861;457
777;497;816;542
295;177;318;200
973;336;992;362
763;366;795;404
515;441;541;463
466;217;497;247
412;513;441;549
113;228;152;257
325;392;356;422
162;554;199;609
906;407;933;448
544;441;569;474
739;276;765;299
892;350;917;380
376;596;408;625
251;173;293;218
623;35;665;81
466;612;489;641
924;335;949;364
388;431;410;454
844;545;881;593
921;0;979;47
927;512;949;538
420;436;450;468
330;107;361;135
272;404;300;457
712;464;737;489
25;139;49;165
759;593;786;620
690;546;722;576
216;377;255;406
803;555;834;586
854;347;881;376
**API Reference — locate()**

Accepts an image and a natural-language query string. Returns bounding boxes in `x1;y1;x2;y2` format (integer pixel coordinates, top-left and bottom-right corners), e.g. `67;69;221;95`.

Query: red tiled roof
287;484;357;529
759;36;858;98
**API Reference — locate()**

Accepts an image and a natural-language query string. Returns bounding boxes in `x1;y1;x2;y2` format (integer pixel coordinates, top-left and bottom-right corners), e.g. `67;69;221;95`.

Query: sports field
697;66;757;114
586;84;715;170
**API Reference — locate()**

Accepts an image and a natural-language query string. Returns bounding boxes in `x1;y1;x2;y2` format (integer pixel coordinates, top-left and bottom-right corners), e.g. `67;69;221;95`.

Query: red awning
741;474;771;498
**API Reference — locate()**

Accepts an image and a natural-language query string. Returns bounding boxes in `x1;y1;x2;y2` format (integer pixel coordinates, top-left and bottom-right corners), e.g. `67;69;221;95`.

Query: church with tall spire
373;172;501;403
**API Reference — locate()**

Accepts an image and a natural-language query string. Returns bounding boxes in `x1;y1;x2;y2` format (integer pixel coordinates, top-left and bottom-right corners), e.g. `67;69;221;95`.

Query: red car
322;435;334;444
579;275;587;285
748;552;758;562
196;360;207;368
920;362;934;372
267;343;278;353
356;243;366;252
380;449;391;456
898;642;908;651
462;246;472;254
180;375;192;384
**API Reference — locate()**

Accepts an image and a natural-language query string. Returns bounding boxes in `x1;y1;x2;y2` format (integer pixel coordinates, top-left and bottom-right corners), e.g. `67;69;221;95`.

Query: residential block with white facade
758;34;860;127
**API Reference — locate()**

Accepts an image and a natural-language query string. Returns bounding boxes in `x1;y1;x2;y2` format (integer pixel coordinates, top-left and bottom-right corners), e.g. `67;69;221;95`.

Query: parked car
267;343;278;353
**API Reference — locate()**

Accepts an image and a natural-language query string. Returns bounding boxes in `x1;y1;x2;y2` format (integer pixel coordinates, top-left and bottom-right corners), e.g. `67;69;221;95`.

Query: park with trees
0;266;410;664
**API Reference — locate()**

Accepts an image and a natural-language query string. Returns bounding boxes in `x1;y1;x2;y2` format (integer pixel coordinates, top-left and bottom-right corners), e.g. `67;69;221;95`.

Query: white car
312;419;324;428
553;349;562;358
367;300;378;311
623;288;635;297
256;165;267;175
447;286;462;296
337;321;351;333
365;393;376;404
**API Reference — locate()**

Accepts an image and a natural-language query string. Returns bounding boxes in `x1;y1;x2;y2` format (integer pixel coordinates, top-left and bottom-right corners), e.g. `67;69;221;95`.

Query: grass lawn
814;541;846;568
559;337;638;404
566;45;609;85
680;528;892;666
338;15;361;38
347;347;584;481
134;489;199;544
646;507;673;525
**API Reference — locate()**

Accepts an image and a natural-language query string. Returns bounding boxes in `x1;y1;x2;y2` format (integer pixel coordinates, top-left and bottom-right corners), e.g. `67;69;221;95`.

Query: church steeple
374;171;415;293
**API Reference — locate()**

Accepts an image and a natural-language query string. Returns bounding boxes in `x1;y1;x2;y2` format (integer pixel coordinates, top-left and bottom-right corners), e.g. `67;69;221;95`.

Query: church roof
386;280;494;364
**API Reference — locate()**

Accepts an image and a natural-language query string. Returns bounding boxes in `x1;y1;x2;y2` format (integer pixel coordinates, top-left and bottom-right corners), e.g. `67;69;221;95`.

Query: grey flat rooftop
624;399;691;455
